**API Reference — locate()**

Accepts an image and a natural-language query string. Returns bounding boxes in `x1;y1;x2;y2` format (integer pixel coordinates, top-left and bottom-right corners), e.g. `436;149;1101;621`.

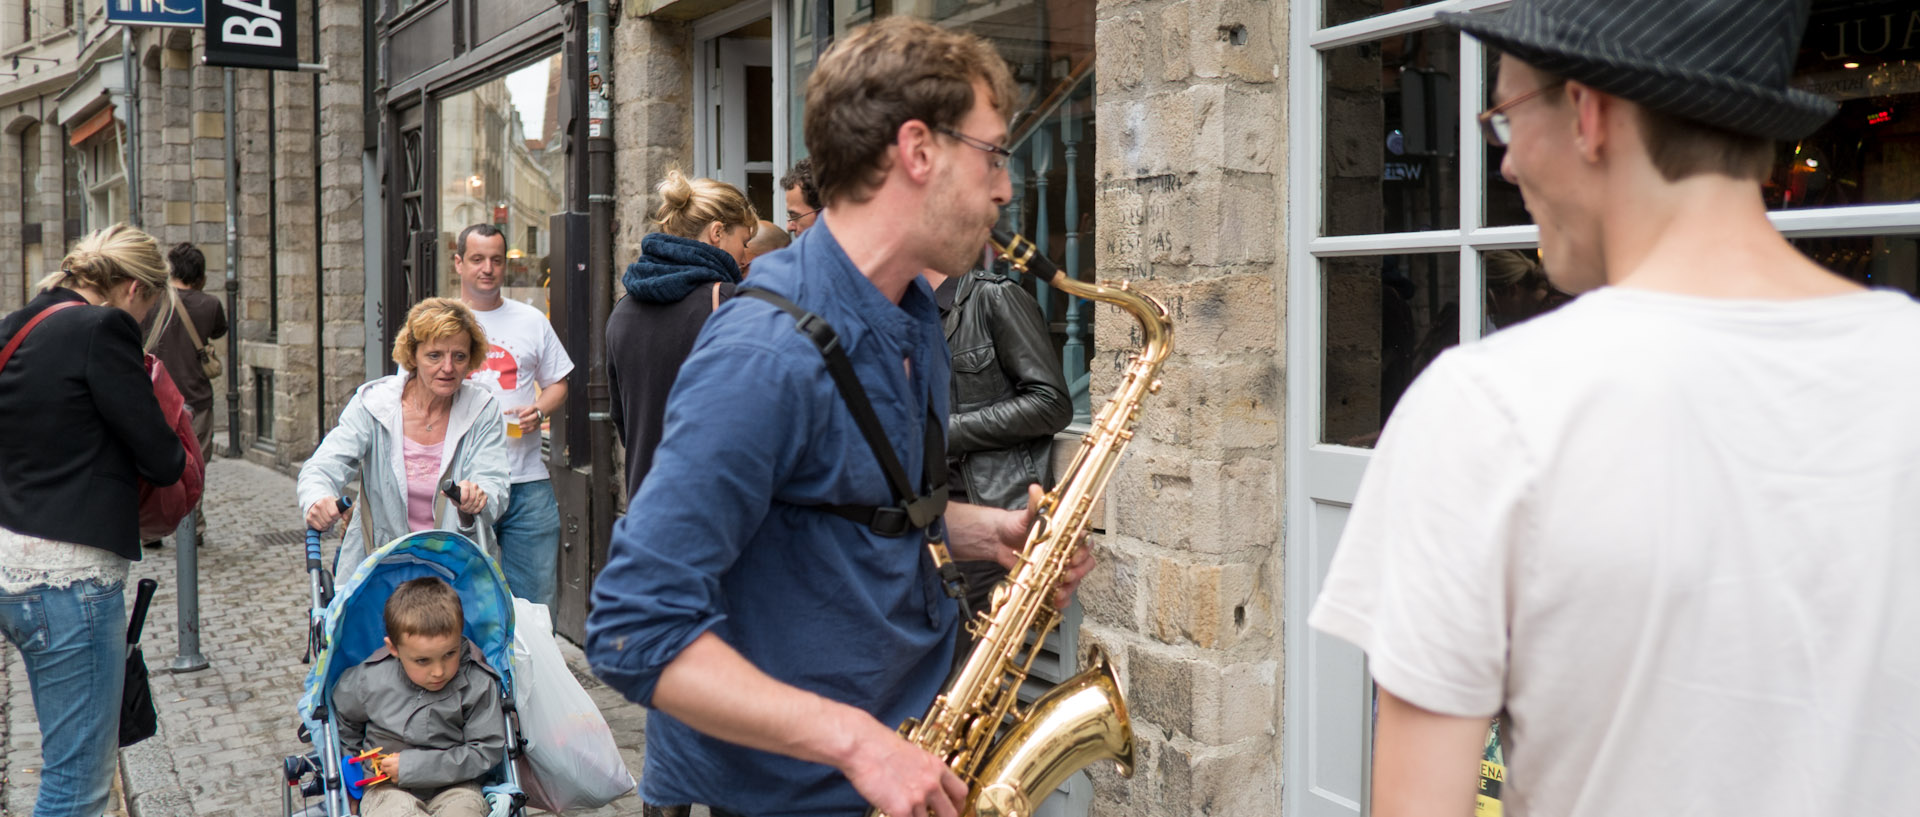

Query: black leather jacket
940;270;1073;510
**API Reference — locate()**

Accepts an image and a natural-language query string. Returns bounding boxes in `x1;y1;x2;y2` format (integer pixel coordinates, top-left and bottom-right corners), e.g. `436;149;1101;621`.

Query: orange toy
344;746;397;794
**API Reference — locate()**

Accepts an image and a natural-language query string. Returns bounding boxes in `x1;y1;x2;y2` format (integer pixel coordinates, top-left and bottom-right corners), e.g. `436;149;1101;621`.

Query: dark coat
607;234;741;501
941;270;1072;511
0;289;186;558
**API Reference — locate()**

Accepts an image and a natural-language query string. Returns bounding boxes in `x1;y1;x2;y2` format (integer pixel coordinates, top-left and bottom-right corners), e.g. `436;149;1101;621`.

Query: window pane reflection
1795;234;1920;296
1484;50;1532;227
1774;1;1920;210
1482;249;1572;334
1323;253;1459;448
1324;29;1460;236
438;55;564;310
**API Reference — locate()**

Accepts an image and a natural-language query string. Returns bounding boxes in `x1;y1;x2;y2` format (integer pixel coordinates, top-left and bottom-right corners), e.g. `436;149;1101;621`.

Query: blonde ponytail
651;170;758;239
44;224;174;350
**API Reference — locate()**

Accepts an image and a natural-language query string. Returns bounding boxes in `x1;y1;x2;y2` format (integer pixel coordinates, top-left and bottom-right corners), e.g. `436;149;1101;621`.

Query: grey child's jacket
332;643;507;796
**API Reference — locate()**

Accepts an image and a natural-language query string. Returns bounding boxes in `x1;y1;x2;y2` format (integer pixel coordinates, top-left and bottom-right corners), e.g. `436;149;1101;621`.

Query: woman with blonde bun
606;171;757;499
0;223;188;817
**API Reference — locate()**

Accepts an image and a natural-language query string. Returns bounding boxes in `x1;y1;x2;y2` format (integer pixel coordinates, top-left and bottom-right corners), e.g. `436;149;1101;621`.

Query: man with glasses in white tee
1311;1;1920;815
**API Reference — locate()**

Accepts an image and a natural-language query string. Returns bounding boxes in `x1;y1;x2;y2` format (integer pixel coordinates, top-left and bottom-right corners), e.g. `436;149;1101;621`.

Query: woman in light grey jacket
298;298;510;573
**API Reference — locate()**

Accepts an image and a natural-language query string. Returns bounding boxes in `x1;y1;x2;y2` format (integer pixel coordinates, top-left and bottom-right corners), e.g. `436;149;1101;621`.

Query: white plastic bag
510;598;637;813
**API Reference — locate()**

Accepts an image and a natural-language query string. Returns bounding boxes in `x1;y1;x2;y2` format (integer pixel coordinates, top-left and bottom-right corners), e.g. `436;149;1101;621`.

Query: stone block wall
1082;0;1288;811
612;10;696;275
317;0;368;438
0;101;77;313
0;4;362;475
0;115;25;314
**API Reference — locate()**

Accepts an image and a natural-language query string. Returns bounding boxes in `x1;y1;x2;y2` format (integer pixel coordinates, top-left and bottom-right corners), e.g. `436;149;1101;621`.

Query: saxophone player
586;18;1093;817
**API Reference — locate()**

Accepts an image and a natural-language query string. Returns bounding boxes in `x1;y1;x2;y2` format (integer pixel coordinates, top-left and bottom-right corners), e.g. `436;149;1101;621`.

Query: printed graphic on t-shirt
473;344;518;391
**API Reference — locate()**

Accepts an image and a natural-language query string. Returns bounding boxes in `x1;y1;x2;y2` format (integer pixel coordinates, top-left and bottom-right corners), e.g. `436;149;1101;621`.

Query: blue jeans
0;579;126;817
495;479;560;607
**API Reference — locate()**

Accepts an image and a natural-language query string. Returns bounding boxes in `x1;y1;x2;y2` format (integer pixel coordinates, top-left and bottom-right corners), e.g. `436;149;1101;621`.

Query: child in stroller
285;517;526;817
335;576;503;816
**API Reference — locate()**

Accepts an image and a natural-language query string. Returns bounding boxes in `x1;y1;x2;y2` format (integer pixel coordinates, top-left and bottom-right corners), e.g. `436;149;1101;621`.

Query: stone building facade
0;0;368;472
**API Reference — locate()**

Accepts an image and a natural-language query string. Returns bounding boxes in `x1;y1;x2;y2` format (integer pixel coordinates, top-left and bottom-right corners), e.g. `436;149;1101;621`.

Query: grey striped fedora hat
1439;0;1836;141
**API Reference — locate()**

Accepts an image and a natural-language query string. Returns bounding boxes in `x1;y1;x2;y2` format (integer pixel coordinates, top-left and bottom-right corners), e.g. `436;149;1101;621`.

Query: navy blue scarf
622;233;741;304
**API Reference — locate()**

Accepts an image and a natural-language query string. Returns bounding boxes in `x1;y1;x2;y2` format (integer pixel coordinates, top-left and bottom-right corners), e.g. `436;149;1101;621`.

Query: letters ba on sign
205;0;299;71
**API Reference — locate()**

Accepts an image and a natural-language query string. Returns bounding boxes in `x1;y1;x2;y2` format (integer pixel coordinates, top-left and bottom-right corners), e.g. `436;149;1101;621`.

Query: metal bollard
170;508;210;672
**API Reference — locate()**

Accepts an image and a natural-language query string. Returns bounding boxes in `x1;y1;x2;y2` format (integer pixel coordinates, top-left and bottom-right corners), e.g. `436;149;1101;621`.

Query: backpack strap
738;288;948;537
173;289;206;351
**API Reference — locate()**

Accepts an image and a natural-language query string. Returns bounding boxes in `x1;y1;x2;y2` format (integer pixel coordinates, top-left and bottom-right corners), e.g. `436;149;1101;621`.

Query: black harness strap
739;288;949;538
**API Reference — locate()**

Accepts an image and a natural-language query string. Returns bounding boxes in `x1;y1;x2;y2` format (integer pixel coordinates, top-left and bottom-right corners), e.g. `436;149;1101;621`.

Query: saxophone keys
1148;378;1163;394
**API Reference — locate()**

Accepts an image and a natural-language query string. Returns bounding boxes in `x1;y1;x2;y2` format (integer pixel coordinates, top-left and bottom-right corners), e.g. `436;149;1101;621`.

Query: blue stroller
282;510;527;817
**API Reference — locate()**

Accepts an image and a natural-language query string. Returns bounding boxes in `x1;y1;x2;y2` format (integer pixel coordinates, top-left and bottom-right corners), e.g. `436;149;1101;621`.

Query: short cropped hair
1522;63;1774;183
384;577;465;643
167;242;207;288
1635;106;1774;183
456;223;505;257
803;17;1016;206
778;157;823;211
748;220;791;255
391;297;490;372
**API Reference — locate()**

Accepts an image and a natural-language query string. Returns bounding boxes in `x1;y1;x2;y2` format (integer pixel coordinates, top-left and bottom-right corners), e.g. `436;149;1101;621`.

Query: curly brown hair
802;17;1016;206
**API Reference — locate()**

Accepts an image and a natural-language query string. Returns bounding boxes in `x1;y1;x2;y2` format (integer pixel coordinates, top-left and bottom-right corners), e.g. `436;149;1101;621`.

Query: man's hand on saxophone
839;718;970;817
946;484;1097;610
650;632;969;817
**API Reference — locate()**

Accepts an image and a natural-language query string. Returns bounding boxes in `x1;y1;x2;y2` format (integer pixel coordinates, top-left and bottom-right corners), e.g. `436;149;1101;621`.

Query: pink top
402;436;444;532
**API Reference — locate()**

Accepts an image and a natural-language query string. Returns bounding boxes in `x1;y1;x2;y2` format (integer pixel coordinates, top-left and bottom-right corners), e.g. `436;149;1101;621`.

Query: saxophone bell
869;231;1165;817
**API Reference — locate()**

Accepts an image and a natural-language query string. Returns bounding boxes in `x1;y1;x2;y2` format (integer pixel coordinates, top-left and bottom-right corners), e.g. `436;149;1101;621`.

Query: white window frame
1282;2;1920;816
692;0;788;224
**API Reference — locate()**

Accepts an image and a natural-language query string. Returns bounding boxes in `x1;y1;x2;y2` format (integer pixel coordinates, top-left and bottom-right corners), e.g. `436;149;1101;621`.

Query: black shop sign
205;0;299;71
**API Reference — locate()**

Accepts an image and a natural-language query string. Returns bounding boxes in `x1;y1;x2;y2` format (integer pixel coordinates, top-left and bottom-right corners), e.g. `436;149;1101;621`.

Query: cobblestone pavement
0;459;668;817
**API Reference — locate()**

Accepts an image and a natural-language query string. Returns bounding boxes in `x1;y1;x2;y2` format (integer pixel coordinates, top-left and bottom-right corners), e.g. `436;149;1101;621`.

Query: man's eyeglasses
1477;81;1566;147
935;126;1012;171
786;206;819;226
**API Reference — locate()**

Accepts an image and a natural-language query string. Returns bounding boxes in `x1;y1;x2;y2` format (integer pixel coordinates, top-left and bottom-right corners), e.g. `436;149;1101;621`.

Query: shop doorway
695;1;784;223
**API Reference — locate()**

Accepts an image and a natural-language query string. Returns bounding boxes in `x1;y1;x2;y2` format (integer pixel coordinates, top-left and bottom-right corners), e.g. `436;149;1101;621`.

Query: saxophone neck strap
739;288;949;538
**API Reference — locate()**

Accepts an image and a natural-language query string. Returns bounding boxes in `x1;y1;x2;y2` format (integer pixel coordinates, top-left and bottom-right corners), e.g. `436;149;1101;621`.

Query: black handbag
119;578;159;747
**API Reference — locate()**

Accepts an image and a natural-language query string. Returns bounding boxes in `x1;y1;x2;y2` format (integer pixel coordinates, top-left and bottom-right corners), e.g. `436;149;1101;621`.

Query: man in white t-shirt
1310;2;1920;816
453;224;575;607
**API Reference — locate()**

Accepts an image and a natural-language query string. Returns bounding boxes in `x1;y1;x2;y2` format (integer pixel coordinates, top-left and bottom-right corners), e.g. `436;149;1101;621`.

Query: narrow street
0;459;659;817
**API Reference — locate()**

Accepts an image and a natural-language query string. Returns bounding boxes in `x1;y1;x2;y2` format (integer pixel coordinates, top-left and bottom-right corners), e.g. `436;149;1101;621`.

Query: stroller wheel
282;753;320;785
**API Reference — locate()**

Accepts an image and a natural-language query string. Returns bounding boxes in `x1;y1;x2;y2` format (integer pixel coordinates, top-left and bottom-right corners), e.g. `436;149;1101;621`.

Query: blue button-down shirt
586;221;958;816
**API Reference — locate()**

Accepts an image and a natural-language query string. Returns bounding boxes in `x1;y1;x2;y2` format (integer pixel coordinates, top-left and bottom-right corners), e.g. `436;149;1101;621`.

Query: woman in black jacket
0;224;185;817
606;170;758;500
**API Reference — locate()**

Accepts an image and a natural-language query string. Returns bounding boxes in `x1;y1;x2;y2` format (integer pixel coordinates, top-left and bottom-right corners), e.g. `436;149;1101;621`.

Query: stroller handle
305;497;353;574
441;480;477;529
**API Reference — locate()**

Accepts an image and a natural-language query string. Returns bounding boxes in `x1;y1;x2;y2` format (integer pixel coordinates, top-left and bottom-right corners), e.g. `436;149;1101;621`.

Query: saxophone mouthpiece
989;229;1059;279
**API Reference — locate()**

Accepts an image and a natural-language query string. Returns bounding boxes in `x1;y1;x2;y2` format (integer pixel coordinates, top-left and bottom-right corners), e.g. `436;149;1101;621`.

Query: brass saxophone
874;230;1172;817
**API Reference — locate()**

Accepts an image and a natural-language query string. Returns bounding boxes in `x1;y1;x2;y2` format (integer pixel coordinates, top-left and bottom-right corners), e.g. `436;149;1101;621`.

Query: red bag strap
0;300;83;375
